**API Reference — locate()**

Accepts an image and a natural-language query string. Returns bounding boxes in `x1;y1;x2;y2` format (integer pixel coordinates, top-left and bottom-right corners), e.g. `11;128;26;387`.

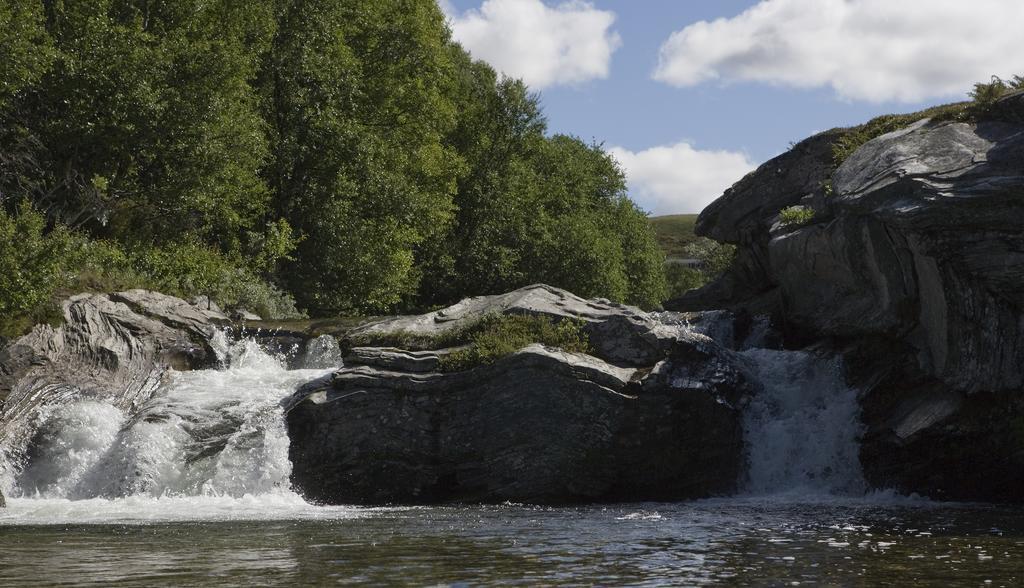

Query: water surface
3;498;1023;586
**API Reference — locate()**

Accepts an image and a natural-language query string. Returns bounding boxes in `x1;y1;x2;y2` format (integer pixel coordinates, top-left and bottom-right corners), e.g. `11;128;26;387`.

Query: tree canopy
0;0;665;334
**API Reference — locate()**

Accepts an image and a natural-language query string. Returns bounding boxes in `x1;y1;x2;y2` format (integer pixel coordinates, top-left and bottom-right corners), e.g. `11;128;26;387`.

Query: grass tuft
778;206;815;227
349;313;592;372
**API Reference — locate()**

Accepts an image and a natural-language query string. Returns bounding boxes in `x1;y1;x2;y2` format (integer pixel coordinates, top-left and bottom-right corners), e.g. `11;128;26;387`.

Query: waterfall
738;347;866;497
0;332;348;522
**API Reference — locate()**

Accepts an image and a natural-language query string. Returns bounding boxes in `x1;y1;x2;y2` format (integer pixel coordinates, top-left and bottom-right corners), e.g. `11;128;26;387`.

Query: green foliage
0;201;299;339
419;88;667;310
13;0;276;247
0;0;671;327
128;242;300;319
647;215;736;299
0;1;54;110
970;75;1024;110
437;314;592;372
661;237;737;298
778;206;816;227
264;0;461;315
664;264;705;299
0;202;72;336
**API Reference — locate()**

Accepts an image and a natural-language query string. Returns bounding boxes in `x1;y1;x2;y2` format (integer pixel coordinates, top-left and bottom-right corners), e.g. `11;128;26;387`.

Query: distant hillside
648;214;699;259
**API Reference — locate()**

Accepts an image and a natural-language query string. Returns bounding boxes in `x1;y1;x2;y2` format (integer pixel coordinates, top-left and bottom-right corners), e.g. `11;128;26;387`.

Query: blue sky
442;0;1021;214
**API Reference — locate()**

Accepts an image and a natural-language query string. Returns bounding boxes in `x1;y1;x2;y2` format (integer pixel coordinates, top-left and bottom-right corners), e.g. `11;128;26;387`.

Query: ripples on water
3;499;1024;586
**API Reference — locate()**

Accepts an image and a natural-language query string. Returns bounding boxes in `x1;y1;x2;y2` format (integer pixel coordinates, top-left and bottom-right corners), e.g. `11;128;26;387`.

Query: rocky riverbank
670;90;1024;501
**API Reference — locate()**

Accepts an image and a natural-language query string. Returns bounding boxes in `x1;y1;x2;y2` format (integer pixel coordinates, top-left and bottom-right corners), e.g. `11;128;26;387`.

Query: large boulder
286;285;753;505
671;94;1024;501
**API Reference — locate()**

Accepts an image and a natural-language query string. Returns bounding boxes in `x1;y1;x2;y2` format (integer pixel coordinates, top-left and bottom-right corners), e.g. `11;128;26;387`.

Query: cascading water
738;348;867;497
2;312;871;524
685;311;867;498
0;331;356;522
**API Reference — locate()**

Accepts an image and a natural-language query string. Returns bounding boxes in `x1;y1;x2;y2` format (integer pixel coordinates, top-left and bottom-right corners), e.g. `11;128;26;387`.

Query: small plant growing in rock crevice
778;206;816;228
822;179;834;197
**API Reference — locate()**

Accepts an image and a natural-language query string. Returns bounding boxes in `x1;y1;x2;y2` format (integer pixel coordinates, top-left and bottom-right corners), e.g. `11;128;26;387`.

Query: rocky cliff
286;285;754;505
669;91;1024;501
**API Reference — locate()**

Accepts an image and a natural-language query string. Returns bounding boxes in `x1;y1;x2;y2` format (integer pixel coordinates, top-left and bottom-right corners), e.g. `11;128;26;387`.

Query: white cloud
446;0;621;89
610;143;756;215
653;0;1024;103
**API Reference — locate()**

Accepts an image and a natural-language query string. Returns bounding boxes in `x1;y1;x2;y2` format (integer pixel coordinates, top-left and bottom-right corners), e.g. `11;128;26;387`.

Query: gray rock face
696;128;843;245
349;284;686;366
287;286;753;505
0;290;227;444
674;97;1024;501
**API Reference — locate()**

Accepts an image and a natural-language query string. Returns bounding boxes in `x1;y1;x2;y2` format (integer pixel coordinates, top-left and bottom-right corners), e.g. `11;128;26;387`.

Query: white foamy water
0;331;358;524
739;348;867;497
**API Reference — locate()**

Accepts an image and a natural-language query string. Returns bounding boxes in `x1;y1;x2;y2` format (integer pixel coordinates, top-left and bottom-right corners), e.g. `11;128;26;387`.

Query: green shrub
969;75;1024;111
659;237;738;298
130;242;302;320
779;206;816;227
438;314;592;372
664;264;705;299
0;202;72;336
0;203;302;338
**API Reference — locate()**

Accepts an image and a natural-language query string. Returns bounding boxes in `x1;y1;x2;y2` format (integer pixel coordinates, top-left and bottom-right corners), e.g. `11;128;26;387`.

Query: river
1;331;1022;586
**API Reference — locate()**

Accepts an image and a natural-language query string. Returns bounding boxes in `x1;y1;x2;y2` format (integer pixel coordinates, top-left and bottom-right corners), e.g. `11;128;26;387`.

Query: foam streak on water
0;331;353;523
739;348;867;497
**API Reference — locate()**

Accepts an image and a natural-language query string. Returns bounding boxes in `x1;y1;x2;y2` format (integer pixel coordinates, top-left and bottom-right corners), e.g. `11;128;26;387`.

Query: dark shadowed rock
672;106;1024;501
287;286;753;505
696;128;843;246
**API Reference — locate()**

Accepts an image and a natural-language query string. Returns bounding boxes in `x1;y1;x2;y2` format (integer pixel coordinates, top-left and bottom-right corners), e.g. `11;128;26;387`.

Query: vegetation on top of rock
345;312;592;372
831;75;1024;167
778;206;816;228
830;102;970;167
0;0;666;336
436;314;592;372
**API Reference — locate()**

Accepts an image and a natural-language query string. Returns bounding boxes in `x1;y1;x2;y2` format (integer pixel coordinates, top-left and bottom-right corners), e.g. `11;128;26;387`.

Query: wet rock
855;355;1024;503
287;286;752;505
